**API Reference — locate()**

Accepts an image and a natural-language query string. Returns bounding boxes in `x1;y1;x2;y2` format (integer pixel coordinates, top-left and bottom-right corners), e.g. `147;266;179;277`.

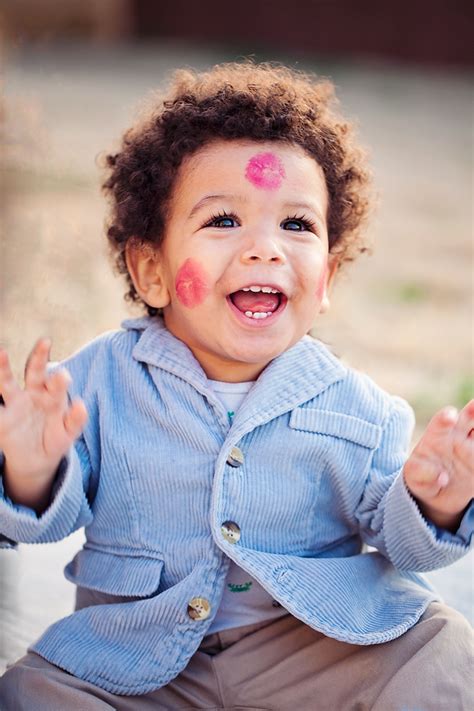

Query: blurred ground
0;41;473;672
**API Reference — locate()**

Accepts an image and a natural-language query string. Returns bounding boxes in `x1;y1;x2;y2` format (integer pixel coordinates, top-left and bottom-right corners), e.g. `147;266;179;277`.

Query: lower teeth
244;311;273;319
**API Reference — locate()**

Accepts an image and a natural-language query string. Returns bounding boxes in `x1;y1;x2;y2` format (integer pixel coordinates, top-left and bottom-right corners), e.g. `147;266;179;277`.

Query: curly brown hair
102;61;372;315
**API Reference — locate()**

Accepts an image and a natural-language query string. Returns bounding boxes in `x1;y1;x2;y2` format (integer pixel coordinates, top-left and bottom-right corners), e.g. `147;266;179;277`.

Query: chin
227;343;284;365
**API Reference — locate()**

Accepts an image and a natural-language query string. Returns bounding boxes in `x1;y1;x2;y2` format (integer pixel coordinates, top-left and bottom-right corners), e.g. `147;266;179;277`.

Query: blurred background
0;0;473;672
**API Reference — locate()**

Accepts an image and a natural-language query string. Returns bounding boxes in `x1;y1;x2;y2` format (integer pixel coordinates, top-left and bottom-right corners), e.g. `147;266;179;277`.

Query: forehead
173;139;328;208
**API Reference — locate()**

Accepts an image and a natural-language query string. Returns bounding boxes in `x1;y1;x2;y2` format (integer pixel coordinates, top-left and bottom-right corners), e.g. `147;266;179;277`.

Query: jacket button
227;446;244;467
187;597;211;620
221;521;241;544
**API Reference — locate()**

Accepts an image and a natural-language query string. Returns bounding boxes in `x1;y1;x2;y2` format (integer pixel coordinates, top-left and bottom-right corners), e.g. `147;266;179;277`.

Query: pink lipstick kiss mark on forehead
175;258;211;308
245;152;286;190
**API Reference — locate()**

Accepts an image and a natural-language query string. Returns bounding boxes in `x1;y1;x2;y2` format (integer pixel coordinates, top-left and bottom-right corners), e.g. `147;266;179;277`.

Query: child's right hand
0;338;87;511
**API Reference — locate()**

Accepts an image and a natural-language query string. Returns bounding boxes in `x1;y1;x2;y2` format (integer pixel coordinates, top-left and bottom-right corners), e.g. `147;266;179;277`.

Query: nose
240;233;286;265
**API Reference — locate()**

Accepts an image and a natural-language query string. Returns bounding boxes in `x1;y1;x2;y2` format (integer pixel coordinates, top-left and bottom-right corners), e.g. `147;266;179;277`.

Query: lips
230;289;281;314
227;285;288;325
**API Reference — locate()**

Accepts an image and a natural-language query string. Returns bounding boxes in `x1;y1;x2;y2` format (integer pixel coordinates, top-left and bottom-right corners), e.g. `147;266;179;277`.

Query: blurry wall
0;0;133;43
1;0;473;65
134;0;474;66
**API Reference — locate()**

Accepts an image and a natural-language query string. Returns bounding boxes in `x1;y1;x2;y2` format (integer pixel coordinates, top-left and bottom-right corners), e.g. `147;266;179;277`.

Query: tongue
231;290;280;313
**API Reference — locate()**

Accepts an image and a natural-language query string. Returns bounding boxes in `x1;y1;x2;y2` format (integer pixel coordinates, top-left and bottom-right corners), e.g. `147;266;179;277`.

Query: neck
186;345;266;382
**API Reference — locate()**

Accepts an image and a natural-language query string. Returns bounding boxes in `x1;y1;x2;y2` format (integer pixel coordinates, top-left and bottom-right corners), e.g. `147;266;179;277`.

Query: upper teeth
242;286;280;293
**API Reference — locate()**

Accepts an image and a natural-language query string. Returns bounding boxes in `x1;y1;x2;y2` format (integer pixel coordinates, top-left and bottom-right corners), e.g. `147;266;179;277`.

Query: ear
125;240;171;309
319;254;339;314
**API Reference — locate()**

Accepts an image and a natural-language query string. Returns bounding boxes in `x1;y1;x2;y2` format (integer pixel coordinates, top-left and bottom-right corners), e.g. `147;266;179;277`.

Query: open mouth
227;285;288;322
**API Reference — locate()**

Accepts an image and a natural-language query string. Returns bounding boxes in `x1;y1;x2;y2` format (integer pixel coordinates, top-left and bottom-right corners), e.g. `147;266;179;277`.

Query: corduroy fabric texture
0;316;472;695
1;603;473;710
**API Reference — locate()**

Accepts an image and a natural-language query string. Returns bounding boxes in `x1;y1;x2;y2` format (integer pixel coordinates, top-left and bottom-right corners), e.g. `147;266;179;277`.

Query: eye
281;214;317;232
202;211;239;229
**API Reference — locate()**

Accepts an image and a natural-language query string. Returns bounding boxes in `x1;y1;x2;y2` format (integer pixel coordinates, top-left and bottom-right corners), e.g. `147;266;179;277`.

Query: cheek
245;152;286;190
175;258;211;308
315;261;328;301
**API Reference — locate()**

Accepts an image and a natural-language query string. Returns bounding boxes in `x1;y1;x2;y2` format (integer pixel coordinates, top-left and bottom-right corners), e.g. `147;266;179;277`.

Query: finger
426;406;458;434
415;470;451;498
0;348;22;405
44;368;72;405
404;457;448;498
406;476;446;501
63;399;88;440
24;338;52;391
454;399;474;439
452;435;474;478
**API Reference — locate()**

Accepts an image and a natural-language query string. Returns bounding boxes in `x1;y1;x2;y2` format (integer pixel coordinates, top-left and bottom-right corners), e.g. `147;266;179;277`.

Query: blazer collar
123;316;346;431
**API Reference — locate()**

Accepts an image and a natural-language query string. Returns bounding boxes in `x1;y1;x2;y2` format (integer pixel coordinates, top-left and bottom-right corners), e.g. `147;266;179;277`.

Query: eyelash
202;210;238;228
201;210;317;233
285;213;317;232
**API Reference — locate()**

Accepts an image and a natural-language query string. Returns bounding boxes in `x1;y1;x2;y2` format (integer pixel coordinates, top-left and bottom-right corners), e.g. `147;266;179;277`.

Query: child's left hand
403;400;474;531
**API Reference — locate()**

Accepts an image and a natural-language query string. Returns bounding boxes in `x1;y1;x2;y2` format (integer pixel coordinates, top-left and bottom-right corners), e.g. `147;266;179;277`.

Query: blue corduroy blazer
1;317;472;695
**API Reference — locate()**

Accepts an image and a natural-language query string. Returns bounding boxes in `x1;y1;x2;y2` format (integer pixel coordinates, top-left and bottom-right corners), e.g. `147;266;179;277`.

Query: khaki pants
0;602;472;710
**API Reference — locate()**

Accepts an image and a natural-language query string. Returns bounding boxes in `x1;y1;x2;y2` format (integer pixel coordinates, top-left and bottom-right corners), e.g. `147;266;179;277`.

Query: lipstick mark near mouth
175;258;211;308
245;152;286;190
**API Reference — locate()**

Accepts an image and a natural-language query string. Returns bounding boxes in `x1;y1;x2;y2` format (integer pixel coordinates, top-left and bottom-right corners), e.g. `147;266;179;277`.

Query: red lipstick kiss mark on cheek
175;258;211;308
245;152;286;190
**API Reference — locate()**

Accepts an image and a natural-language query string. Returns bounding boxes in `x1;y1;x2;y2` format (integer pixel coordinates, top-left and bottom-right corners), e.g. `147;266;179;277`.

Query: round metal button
187;597;211;621
227;446;244;468
221;521;241;544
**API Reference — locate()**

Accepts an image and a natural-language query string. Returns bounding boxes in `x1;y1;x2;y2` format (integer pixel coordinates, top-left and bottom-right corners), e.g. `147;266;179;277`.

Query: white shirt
206;379;288;633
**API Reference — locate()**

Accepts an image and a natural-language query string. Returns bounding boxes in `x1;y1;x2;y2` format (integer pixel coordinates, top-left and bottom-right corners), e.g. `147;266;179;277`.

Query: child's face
128;139;336;382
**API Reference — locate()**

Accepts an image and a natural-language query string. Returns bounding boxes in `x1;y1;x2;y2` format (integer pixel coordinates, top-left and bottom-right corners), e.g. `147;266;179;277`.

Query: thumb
404;458;450;501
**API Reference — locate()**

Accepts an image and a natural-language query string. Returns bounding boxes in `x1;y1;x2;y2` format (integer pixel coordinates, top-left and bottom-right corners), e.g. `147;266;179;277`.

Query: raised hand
403;401;474;531
0;339;87;511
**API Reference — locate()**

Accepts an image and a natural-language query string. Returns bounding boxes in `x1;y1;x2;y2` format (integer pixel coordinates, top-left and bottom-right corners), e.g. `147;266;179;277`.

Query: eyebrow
283;201;326;224
187;194;247;220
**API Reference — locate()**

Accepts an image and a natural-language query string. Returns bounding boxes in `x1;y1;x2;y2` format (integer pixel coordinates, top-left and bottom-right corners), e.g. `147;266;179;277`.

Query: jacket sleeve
0;434;93;546
355;396;473;572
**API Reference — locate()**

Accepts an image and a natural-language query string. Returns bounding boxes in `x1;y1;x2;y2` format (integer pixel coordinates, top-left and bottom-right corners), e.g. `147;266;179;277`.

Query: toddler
0;62;473;710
